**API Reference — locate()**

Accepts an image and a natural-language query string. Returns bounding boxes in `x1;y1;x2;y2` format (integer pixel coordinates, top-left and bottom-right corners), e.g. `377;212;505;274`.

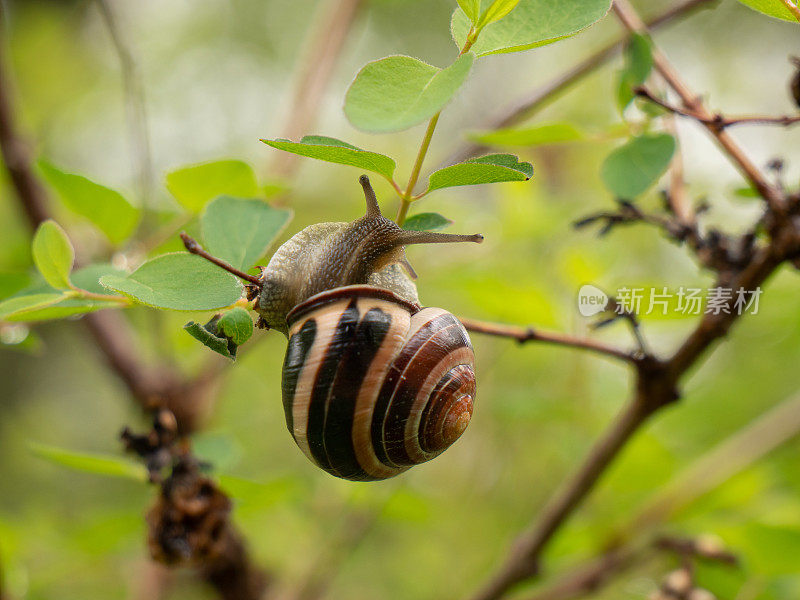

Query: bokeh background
1;0;799;598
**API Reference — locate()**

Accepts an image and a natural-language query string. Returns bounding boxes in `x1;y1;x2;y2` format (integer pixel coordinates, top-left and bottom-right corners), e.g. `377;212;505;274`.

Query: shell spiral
281;285;476;481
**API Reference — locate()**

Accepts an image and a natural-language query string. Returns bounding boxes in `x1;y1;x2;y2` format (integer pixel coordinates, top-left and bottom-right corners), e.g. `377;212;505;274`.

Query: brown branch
0;37;49;228
270;0;364;178
613;0;784;212
635;86;800;129
443;0;717;166
0;25;268;599
662;112;694;225
779;0;800;21
526;391;800;600
180;233;262;285
460;317;636;364
469;362;678;600
467;5;800;598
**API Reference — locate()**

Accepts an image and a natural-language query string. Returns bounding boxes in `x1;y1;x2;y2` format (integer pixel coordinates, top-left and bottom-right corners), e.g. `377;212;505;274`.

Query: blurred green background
1;0;800;598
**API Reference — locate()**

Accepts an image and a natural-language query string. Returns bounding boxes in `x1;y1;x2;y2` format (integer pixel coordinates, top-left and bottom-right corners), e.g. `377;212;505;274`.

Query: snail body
193;175;483;480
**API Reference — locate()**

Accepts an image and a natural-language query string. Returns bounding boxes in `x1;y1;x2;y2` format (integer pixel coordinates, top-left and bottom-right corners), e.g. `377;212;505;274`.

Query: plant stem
68;289;131;305
395;32;476;225
613;0;784;212
396;113;440;225
779;0;800;21
459;317;636;363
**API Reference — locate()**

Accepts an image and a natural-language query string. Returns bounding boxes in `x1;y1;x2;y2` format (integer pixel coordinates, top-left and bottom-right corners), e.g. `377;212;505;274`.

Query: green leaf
345;54;474;133
427;153;533;191
625;33;654;85
30;443;148;482
166;160;260;213
458;0;481;23
31;220;74;289
470;122;584;147
100;253;243;310
261;136;397;181
0;293;67;321
402;212;453;232
617;33;654;112
0;272;32;300
2;264;126;322
184;318;235;359
600;133;676;199
185;308;252;358
217;307;254;345
736;0;800;22
477;0;521;28
201;196;292;271
452;0;612;56
734;185;760;199
37;160;139;244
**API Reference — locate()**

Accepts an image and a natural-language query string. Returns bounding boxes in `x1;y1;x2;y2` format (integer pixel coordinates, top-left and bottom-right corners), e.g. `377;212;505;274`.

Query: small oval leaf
428;153;533;191
37;160;140;245
477;0;521;29
166;160;260;213
261;136;396;180
217;307;254;346
30;443;148;482
184;319;235;359
32;220;74;289
202;196;292;271
402;213;453;232
100;253;243;310
600;134;676;199
736;0;800;22
0;293;67;321
452;0;612;56
345;54;474;133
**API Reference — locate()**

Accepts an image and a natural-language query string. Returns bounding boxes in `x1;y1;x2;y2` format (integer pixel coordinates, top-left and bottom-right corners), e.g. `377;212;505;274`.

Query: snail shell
282;285;476;481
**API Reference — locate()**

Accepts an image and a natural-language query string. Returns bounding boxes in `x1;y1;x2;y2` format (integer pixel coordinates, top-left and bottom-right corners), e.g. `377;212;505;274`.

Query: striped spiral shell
281;285;476;481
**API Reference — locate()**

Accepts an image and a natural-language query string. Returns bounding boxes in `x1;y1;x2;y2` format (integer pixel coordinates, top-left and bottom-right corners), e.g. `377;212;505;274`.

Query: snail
182;175;482;480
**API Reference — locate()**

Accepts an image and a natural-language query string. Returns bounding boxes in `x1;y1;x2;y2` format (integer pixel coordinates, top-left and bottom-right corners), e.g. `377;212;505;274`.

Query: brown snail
184;175;482;480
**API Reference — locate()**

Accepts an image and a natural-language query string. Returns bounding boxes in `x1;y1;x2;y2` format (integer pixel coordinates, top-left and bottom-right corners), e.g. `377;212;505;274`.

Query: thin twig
0;30;49;227
460;317;636;364
0;28;268;599
180;233;262;285
613;0;784;212
635;86;800;129
467;5;800;598
662;112;694;224
443;0;718;166
779;0;800;22
527;391;800;600
469;373;677;600
94;0;155;232
271;0;363;179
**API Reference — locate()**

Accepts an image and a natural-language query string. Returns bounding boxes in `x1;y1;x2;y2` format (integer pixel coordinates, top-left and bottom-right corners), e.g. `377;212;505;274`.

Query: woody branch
465;2;800;600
